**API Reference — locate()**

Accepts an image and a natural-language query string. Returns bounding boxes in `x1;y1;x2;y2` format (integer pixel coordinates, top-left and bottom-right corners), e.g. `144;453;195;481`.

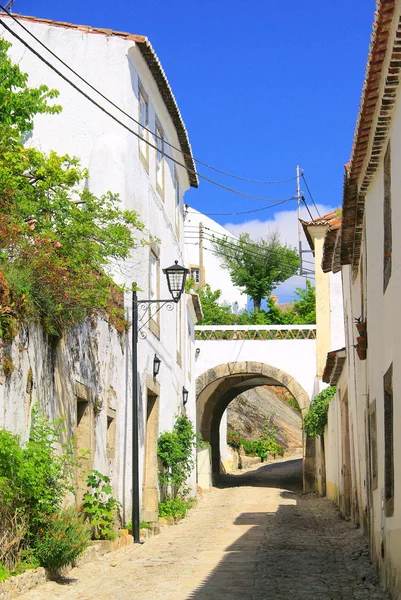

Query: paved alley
16;458;390;600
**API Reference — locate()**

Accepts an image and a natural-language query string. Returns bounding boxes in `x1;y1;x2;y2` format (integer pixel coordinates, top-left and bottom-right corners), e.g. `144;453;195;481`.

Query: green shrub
158;496;195;519
0;408;84;570
227;430;241;451
0;563;9;582
31;508;90;571
82;470;121;541
158;415;197;499
303;386;336;437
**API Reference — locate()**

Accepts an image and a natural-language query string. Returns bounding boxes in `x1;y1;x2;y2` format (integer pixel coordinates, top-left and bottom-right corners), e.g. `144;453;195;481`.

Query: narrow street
17;458;389;600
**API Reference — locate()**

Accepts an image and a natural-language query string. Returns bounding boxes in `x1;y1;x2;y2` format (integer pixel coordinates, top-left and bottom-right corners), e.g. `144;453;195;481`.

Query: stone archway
196;361;310;480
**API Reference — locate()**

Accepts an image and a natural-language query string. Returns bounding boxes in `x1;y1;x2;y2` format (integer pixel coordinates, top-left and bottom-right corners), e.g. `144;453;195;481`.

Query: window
384;364;394;517
190;267;200;284
175;168;181;237
106;408;116;462
155;118;165;197
138;82;149;169
149;248;160;338
383;141;392;292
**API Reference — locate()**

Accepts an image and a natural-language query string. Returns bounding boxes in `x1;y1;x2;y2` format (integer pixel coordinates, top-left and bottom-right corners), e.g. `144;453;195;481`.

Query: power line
0;7;297;188
0;16;292;204
201;246;299;277
185;225;301;259
301;196;314;221
301;174;321;217
190;232;302;276
184;198;297;216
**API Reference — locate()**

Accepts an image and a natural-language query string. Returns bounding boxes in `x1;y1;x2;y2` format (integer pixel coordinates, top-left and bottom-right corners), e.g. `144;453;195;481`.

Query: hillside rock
227;385;302;448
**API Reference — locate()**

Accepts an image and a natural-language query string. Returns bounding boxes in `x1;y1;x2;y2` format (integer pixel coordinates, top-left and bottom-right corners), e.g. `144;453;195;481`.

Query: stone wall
0;317;128;506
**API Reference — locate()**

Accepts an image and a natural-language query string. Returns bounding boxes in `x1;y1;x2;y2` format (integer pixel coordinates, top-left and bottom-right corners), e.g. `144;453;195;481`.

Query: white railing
195;324;316;341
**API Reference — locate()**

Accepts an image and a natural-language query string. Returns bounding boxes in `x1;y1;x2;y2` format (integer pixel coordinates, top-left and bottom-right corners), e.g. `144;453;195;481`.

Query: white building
184;207;247;313
0;13;201;522
305;3;401;597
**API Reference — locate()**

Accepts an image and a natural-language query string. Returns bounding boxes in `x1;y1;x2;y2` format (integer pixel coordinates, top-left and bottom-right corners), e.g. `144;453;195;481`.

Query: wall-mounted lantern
182;387;189;406
153;354;161;378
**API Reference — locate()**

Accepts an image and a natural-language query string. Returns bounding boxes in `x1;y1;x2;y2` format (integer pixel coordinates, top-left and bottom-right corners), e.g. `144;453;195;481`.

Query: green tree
0;40;146;338
293;280;316;324
211;232;299;310
196;284;237;325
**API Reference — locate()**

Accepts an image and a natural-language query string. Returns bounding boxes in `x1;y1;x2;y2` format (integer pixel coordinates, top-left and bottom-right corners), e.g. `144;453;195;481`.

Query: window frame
155;117;165;199
138;81;149;171
148;246;160;339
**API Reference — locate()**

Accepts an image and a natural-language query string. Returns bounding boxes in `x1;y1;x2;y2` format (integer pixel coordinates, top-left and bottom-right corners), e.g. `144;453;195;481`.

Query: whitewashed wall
1;18;198;515
184;208;247;313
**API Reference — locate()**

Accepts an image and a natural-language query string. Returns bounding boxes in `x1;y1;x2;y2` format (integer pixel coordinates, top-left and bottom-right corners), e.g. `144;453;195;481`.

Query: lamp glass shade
162;261;189;302
153;354;161;377
182;387;189;405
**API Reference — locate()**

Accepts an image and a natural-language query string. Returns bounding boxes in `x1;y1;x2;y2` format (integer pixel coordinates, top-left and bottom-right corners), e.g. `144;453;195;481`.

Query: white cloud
223;203;334;301
223;203;337;249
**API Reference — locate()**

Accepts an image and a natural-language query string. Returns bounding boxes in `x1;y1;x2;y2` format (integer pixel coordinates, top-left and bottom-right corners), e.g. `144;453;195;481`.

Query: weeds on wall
82;470;121;541
303;386;337;438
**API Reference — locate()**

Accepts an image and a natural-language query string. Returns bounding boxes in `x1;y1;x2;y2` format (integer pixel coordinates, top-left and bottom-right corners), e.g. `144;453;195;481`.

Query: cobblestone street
16;458;390;600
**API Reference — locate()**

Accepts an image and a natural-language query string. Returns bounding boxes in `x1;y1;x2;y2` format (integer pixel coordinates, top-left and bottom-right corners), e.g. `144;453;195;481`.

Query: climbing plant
303;386;336;438
157;415;197;498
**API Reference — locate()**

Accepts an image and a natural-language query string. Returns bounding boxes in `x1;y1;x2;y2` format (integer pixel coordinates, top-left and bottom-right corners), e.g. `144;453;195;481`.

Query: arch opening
196;362;310;480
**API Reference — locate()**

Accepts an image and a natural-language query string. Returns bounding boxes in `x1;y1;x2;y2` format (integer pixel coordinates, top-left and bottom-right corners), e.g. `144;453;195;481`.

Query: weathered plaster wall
2;19;199;517
0;319;129;506
364;84;401;593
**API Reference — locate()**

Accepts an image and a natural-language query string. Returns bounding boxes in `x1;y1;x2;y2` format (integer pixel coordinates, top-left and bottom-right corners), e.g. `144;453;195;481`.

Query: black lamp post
131;261;188;544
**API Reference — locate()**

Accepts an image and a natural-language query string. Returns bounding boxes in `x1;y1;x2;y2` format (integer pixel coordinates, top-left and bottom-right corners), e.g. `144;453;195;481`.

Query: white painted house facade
184;207;247;313
0;13;201;522
308;4;401;598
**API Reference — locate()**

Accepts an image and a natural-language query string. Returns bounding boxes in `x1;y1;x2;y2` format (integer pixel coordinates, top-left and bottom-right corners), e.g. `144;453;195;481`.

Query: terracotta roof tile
322;348;346;386
0;13;198;188
341;2;401;268
300;211;341;253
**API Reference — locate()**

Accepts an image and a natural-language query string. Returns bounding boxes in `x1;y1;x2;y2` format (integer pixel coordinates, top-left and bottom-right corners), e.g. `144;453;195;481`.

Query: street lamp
131;261;188;544
182;387;189;406
153;354;161;378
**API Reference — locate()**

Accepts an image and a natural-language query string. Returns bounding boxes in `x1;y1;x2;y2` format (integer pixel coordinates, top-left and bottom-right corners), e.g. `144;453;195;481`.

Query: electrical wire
185;225;301;258
191;232;302;275
301;196;314;221
183;198;297;216
0;17;298;204
0;6;297;188
301;174;321;217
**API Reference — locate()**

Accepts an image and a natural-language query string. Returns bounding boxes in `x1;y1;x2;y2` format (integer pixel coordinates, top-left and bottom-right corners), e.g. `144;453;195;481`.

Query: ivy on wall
303;386;336;438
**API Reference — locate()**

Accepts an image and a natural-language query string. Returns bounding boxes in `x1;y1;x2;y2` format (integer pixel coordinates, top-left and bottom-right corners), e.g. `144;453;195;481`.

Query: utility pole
199;221;205;288
296;165;303;276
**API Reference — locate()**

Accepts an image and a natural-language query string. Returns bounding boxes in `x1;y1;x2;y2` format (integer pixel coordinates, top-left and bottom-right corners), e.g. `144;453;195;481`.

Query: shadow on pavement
217;457;303;492
186;458;341;600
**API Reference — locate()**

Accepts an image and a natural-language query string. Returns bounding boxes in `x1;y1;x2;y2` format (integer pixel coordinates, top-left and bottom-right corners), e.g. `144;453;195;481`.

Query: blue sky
8;0;375;299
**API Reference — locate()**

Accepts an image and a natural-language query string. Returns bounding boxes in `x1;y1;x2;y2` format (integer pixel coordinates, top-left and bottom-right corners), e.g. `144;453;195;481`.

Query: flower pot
357;335;367;350
356;321;367;336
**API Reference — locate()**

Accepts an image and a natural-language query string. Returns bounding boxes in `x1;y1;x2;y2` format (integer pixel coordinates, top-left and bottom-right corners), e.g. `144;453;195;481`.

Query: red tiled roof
300;211;342;253
341;1;400;268
322;348;346;386
0;13;199;188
